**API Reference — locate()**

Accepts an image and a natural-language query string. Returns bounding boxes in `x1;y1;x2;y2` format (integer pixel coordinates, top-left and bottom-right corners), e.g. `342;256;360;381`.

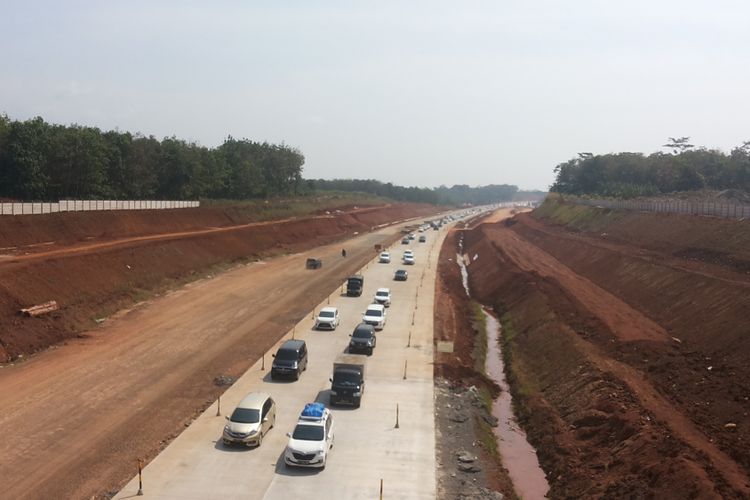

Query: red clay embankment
0;202;438;361
457;199;750;498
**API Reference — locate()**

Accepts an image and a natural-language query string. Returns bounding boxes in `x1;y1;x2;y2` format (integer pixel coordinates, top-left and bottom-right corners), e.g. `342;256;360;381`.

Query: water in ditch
483;308;550;499
456;253;470;296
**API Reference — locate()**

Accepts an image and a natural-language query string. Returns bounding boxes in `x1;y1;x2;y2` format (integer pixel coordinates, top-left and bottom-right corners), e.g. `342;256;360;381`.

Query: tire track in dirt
0;204;393;268
481;222;750;496
483;225;667;342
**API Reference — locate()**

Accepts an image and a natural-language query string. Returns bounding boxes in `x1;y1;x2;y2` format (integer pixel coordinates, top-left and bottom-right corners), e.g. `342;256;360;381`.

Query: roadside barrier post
395;404;400;429
261;354;265;371
216;396;221;417
380;478;383;499
137;458;144;496
403;360;407;380
407;329;412;348
292;326;296;340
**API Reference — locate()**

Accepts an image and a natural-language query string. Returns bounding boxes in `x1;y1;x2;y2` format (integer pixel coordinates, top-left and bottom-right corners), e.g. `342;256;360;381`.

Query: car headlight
330;390;338;396
224;425;230;432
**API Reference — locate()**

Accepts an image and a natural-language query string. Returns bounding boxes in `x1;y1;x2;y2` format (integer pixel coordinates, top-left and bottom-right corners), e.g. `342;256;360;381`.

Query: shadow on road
273;451;324;476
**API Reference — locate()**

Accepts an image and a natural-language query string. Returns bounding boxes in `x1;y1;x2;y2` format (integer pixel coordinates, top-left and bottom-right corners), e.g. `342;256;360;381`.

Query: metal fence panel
1;199;200;216
564;196;750;220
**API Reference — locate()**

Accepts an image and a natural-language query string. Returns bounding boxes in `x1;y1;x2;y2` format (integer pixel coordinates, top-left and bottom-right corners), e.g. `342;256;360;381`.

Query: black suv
271;340;308;380
348;323;377;355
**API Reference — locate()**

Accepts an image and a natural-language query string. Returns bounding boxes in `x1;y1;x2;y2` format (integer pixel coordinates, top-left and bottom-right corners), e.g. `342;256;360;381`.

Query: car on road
374;287;391;307
394;269;408;281
362;304;386;330
314;307;340;330
330;354;366;407
419;235;426;243
403;254;415;265
305;258;322;269
271;339;308;380
346;274;365;297
408;233;415;240
222;392;276;447
284;403;334;469
379;251;391;263
401;237;410;244
349;322;377;355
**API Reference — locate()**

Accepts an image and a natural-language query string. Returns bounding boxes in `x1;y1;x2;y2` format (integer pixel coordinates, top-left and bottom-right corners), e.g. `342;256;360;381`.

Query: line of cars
221;242;415;469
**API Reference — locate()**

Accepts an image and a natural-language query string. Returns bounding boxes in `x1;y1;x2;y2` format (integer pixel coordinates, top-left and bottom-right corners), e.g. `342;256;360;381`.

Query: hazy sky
3;1;750;190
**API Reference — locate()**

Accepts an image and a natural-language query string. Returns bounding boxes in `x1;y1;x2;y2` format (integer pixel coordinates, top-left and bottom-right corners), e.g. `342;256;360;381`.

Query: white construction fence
0;200;200;216
563;196;750;220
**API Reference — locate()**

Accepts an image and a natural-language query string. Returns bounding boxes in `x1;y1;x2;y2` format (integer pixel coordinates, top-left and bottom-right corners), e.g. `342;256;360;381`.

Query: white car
362;304;387;330
403;254;415;265
379;251;391;263
315;307;340;330
285;403;334;469
374;288;391;307
403;249;414;258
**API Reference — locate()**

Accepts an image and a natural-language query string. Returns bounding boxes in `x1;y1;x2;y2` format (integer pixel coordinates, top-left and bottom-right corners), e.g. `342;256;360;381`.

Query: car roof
366;304;385;311
279;339;305;350
376;287;390;293
354;322;375;333
396;269;407;273
237;392;271;409
320;306;337;313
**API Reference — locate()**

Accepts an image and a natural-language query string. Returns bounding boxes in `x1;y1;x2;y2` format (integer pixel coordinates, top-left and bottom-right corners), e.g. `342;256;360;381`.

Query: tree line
0;115;304;200
551;137;750;198
0;114;541;205
309;179;530;205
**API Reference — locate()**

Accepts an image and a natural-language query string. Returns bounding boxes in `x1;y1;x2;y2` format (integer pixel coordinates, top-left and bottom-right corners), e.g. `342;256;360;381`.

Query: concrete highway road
0;212;443;499
116;225;450;499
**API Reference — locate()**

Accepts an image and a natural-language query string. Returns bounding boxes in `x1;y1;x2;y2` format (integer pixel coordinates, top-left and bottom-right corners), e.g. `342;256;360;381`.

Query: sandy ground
0;220;423;499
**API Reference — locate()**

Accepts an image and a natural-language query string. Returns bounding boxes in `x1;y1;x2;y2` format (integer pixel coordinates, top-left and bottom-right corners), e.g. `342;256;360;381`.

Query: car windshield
230;407;260;424
319;311;335;318
353;328;373;338
334;371;361;385
292;424;325;441
376;291;388;297
396;271;406;276
365;309;382;317
276;349;298;360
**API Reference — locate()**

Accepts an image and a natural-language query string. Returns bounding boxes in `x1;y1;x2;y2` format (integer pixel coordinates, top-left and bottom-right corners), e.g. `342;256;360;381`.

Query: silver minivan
222;392;276;447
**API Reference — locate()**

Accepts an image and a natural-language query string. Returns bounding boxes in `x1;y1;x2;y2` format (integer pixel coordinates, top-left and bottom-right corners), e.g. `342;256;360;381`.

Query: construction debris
20;300;59;317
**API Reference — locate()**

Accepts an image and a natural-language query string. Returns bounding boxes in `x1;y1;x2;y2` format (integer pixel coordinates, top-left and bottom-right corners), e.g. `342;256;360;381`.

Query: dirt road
0;223;411;499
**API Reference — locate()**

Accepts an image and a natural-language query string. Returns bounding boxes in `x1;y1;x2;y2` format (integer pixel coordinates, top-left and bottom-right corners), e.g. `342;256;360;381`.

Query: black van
271;340;308;380
346;275;364;297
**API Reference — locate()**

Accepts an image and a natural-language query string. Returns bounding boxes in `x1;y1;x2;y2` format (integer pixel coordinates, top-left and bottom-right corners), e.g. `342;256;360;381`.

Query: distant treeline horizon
0;114;545;205
551;137;750;198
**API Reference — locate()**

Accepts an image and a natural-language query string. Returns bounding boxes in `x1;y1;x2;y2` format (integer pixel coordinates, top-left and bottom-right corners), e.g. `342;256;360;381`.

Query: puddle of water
483;309;550;499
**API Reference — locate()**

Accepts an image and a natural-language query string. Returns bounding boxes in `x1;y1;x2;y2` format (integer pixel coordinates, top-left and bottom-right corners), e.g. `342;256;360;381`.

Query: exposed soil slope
458;201;750;498
0;203;438;361
0;210;430;500
434;226;515;499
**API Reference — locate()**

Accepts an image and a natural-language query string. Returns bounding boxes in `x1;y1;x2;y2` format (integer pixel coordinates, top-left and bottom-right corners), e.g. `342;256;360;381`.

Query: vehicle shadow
316;388;359;412
261;372;297;384
213;439;257;452
273;450;323;476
